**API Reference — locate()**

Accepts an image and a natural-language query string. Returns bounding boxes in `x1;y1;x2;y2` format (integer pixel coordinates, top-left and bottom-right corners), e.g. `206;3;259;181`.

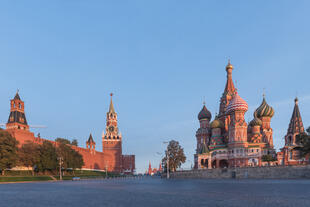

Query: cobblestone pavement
1;178;310;207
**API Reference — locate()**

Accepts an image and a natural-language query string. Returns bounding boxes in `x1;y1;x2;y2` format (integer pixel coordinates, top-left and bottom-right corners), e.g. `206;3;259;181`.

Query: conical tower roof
87;133;95;144
14;90;21;100
109;93;115;113
287;97;304;135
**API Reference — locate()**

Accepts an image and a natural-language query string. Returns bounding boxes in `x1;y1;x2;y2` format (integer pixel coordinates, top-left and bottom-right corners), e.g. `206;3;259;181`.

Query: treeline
0;129;84;175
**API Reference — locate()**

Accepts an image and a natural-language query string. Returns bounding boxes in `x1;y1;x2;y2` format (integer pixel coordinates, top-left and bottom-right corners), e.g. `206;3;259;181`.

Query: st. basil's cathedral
194;61;308;169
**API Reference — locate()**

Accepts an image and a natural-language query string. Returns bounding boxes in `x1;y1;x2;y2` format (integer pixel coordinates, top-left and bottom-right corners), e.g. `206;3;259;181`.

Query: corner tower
102;93;122;172
6;91;29;131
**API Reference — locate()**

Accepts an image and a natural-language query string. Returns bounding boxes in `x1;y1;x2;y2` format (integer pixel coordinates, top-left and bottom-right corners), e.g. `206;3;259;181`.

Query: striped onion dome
255;97;274;118
249;112;262;127
226;92;248;114
198;105;212;120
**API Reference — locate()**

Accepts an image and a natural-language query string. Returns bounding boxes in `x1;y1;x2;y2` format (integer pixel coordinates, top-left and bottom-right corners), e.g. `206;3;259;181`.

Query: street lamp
57;157;63;181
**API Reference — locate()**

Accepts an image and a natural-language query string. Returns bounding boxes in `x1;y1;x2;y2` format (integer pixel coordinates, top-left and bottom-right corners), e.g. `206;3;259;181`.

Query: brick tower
102;93;122;172
6;91;34;145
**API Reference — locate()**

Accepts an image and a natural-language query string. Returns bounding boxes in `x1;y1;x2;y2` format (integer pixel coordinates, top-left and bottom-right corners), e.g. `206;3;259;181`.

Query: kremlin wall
5;92;135;174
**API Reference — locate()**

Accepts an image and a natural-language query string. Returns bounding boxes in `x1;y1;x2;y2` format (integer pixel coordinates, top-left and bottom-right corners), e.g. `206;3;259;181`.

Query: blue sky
0;1;310;173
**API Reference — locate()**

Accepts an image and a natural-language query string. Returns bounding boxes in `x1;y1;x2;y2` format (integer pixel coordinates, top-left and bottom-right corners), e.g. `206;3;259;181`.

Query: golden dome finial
226;59;233;70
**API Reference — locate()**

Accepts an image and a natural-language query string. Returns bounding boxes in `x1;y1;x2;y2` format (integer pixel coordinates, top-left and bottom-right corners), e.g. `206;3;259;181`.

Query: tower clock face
109;126;114;132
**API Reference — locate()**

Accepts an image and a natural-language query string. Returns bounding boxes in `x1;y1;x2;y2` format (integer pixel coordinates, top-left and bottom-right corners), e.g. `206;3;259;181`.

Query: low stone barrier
164;165;310;179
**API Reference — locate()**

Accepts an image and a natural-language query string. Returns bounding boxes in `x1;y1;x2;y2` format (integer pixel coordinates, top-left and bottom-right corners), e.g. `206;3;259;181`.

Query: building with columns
4;92;135;174
194;61;276;169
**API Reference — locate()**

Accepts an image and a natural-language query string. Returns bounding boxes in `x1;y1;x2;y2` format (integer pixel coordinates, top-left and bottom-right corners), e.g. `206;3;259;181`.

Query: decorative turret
210;117;224;129
285;97;304;146
249;112;262;127
86;133;96;153
254;95;274;146
227;91;248;144
255;96;274;119
6;90;29;131
198;104;212;121
210;116;225;149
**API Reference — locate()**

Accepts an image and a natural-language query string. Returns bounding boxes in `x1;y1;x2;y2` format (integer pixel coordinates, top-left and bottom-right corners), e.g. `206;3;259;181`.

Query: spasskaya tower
102;93;122;172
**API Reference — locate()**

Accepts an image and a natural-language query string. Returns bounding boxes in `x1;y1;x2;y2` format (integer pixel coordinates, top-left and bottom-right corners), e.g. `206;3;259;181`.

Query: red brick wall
6;128;135;173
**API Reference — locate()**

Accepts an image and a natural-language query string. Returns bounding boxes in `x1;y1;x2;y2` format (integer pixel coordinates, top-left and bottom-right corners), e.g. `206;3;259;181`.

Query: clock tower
102;93;122;172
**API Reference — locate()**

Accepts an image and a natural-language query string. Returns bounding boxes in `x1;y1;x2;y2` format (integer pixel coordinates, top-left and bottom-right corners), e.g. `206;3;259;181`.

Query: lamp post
163;141;169;179
58;157;63;181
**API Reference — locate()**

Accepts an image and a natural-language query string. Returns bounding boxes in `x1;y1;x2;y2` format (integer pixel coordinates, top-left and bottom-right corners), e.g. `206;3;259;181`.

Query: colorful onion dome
255;97;274;118
198;104;212;120
226;92;248;114
210;117;224;129
249;115;262;127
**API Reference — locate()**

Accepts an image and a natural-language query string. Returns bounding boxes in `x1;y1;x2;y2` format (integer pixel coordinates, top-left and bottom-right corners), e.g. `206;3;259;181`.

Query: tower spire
109;93;115;113
287;97;304;135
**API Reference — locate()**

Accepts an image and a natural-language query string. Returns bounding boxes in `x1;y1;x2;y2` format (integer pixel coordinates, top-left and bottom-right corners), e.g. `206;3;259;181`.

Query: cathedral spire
219;60;236;117
109;93;115;113
287;97;304;135
224;59;236;96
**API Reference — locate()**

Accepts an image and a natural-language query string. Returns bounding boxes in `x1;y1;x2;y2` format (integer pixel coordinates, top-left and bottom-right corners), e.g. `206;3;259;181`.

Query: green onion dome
210;117;224;129
198;105;212;120
249;117;262;127
255;97;274;118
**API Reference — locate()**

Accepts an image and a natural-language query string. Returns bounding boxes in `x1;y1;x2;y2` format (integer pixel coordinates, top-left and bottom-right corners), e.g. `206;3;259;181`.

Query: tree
38;141;58;173
162;140;186;172
0;130;19;175
57;142;84;172
55;138;71;145
71;139;78;146
295;127;310;158
18;141;41;175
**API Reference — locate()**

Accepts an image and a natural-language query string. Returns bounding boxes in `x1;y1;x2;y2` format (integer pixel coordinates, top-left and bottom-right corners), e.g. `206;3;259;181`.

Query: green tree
18;141;41;175
0;130;19;175
57;143;84;172
295;127;310;158
38;141;58;173
71;139;78;146
162;140;186;172
55;138;71;145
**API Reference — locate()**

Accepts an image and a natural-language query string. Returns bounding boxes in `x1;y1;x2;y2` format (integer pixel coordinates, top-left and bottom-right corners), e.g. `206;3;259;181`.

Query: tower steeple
219;60;237;117
6;91;29;131
109;93;115;114
285;97;304;146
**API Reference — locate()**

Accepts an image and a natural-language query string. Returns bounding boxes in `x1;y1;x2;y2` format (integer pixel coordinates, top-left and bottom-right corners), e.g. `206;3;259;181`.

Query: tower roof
224;60;236;96
14;91;21;100
198;103;212;120
87;133;95;144
255;96;274;118
109;93;115;113
287;97;304;135
200;140;209;154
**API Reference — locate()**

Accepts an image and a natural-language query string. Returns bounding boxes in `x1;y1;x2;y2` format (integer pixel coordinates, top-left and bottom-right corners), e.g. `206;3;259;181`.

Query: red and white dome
226;92;248;114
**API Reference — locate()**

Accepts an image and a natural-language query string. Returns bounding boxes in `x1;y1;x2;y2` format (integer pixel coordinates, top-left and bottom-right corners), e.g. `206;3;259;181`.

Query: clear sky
0;1;310;173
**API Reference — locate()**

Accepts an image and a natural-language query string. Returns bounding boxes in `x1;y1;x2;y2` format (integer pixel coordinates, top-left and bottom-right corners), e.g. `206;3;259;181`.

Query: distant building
5;92;135;174
147;162;162;175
